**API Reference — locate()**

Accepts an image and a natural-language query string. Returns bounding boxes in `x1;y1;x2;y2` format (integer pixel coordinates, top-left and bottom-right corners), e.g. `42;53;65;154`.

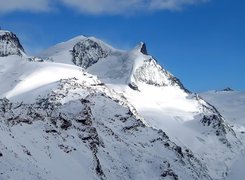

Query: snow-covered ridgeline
0;30;244;180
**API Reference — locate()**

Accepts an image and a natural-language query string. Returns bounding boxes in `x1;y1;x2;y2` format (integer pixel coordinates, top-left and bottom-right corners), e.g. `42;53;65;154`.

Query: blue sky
0;0;244;92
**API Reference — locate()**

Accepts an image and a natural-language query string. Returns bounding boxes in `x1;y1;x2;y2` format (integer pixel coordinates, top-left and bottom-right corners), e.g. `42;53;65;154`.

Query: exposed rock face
128;82;139;91
134;42;148;55
139;42;148;55
0;30;25;57
72;39;109;68
133;58;189;92
193;94;239;147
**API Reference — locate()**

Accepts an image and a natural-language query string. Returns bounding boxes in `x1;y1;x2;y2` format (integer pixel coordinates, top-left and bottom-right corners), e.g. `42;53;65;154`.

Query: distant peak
222;87;234;92
214;87;235;93
134;42;148;55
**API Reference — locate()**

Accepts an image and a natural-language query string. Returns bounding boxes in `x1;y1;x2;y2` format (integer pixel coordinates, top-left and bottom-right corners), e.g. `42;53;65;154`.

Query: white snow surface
201;90;245;180
0;33;244;180
0;55;98;103
0;30;11;36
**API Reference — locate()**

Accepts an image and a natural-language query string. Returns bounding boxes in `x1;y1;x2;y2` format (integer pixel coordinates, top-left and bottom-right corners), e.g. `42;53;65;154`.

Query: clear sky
0;0;244;92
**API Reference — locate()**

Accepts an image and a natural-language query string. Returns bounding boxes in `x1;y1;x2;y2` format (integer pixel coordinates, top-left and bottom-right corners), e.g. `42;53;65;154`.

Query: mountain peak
0;30;25;57
134;42;148;55
222;87;234;92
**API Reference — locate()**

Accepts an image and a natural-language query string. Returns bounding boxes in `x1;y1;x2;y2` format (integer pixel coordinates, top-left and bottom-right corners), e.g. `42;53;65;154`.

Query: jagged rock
201;114;222;128
45;129;58;133
161;169;178;180
0;30;25;57
128;82;139;91
134;42;148;55
133;58;189;92
139;42;148;55
72;38;109;68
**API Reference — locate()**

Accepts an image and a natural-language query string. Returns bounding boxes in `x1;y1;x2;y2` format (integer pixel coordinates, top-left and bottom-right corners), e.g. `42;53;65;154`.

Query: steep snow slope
201;90;245;180
0;57;213;180
107;80;241;179
0;55;96;103
201;90;245;135
39;36;243;179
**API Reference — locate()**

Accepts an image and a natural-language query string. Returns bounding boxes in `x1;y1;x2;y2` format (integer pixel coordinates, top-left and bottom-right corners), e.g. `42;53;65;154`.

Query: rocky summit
0;30;25;57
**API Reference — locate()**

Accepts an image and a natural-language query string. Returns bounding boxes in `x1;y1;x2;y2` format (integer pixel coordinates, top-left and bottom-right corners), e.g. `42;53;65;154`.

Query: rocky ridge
0;30;25;57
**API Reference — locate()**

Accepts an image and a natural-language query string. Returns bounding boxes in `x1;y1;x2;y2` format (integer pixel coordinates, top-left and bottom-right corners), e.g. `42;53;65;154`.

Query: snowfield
201;90;245;180
0;30;244;180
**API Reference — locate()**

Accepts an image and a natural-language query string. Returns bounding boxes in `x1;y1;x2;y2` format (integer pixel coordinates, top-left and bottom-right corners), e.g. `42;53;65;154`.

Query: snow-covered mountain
0;30;25;57
0;30;244;180
39;35;244;179
40;36;187;90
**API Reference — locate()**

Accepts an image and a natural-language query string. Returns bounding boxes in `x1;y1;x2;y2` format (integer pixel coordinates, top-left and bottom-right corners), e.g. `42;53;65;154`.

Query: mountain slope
39;35;243;179
201;90;245;135
200;90;245;180
39;36;187;90
0;31;214;180
0;31;244;179
0;76;214;180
